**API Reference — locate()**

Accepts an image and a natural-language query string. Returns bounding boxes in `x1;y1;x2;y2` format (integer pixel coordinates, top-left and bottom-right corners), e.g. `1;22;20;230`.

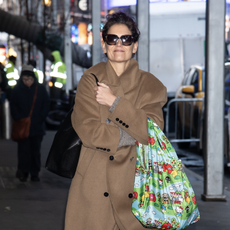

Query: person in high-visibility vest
50;51;67;89
28;59;44;84
4;55;19;88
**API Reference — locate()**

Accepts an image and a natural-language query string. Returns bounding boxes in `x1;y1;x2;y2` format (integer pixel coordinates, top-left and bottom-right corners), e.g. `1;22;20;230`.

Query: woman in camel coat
65;12;167;230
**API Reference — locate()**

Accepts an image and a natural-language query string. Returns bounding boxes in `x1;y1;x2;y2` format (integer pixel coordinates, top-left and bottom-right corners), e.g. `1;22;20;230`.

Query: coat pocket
76;146;95;177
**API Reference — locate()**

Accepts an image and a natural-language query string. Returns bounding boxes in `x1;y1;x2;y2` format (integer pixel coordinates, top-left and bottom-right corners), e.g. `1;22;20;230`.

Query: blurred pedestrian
28;59;44;84
64;12;167;230
3;55;20;101
49;50;67;100
10;64;50;182
5;55;19;88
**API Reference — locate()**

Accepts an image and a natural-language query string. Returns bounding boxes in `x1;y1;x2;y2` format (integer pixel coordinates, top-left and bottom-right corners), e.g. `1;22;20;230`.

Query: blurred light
8;80;17;86
71;24;79;44
78;0;87;11
49;81;53;87
54;82;63;88
0;47;6;64
78;23;88;45
226;15;229;32
88;31;93;45
8;48;17;58
107;0;209;8
43;0;52;7
87;23;92;32
107;0;136;8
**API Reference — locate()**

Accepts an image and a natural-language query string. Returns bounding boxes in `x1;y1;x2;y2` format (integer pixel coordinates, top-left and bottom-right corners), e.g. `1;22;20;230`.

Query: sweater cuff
109;96;121;113
118;127;136;148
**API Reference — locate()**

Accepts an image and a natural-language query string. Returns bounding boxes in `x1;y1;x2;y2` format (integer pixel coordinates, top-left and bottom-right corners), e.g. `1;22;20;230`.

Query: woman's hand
94;82;117;107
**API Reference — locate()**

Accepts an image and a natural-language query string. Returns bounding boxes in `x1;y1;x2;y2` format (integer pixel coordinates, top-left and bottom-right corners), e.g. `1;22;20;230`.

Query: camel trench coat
65;59;167;230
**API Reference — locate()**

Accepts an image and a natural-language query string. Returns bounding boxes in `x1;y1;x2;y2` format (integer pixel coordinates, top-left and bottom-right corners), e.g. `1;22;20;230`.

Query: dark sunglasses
104;34;134;46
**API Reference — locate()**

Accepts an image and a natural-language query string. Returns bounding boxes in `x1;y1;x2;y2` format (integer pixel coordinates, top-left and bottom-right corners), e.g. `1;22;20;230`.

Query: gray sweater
109;96;136;148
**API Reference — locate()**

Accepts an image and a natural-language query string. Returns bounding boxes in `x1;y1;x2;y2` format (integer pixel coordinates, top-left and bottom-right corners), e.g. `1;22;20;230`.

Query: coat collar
104;59;141;93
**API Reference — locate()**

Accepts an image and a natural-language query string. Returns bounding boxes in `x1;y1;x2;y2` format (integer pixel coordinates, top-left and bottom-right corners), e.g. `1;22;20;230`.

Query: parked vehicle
175;65;204;149
175;63;230;164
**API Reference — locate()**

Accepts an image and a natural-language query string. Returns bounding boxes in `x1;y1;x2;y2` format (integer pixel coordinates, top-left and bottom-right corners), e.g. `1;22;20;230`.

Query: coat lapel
103;58;141;97
88;59;142;124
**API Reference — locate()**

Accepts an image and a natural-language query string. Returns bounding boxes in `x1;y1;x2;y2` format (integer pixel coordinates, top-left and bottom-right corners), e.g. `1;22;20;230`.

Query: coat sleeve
10;87;21;120
108;83;167;145
71;75;120;154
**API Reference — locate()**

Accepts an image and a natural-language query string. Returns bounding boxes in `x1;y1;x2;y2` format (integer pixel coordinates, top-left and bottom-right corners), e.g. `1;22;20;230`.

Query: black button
103;148;106;151
109;156;114;160
104;192;109;197
125;125;129;128
107;149;111;152
116;118;119;121
100;147;103;150
128;193;133;198
119;120;122;123
122;123;126;126
96;147;100;149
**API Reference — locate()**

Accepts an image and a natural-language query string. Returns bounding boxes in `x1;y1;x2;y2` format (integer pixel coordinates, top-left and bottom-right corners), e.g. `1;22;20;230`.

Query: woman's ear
132;41;138;54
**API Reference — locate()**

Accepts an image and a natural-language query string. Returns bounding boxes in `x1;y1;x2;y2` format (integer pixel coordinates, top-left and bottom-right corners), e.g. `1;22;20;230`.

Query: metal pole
19;0;25;65
202;0;226;201
136;0;149;72
92;0;101;65
52;0;57;29
26;0;31;61
64;0;72;94
1;98;11;140
37;1;44;80
43;0;47;83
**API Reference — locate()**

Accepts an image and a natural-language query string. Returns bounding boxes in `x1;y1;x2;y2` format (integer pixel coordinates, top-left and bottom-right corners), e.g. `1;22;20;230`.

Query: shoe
16;170;28;182
31;176;40;182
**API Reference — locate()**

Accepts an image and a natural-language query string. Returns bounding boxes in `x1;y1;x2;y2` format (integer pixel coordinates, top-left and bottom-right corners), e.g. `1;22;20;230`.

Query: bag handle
91;73;99;86
29;85;38;117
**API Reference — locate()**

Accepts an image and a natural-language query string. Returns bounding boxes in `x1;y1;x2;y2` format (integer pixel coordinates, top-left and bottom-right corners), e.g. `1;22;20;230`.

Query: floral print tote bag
132;118;200;230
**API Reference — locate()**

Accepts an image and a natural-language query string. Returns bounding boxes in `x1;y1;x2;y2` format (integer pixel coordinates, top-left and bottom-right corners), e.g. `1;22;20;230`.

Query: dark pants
17;135;43;177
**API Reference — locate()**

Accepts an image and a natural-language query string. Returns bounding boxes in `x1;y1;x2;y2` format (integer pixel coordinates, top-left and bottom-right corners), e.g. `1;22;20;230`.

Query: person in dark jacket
10;64;50;182
0;61;11;100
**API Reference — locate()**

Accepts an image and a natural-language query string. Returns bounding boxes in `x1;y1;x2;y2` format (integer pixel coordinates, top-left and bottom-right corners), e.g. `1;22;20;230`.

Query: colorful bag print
132;118;200;230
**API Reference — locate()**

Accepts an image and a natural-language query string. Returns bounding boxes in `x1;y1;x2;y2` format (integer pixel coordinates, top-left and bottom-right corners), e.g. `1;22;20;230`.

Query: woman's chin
109;56;131;63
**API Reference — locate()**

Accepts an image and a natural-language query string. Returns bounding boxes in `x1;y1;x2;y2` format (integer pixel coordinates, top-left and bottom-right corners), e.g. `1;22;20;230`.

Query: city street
0;0;230;229
0;131;71;230
1;131;230;230
173;143;230;193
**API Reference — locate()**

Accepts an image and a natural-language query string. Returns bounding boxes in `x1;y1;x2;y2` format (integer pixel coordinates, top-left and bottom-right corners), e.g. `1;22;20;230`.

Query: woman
65;12;167;230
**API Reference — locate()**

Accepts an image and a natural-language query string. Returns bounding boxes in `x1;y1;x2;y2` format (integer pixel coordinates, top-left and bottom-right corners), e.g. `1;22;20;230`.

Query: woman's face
101;24;138;64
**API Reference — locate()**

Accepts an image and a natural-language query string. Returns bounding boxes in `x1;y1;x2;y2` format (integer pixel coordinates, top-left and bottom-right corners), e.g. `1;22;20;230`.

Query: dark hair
102;12;140;43
21;70;35;79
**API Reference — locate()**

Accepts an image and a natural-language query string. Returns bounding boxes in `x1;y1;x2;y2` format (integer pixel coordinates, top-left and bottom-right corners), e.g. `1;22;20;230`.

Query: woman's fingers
93;82;115;106
98;82;109;88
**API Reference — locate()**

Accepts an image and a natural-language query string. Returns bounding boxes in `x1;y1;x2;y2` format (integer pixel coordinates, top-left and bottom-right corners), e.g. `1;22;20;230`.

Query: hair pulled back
102;12;140;43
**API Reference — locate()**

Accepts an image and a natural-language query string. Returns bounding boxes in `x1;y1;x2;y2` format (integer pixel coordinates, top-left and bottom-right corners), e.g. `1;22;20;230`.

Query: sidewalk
0;131;230;230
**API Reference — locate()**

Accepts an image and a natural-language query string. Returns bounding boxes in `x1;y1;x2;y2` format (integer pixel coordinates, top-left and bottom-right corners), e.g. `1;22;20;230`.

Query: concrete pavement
0;131;230;230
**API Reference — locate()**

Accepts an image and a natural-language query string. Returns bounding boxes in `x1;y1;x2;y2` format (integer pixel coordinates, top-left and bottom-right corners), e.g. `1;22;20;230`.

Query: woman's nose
116;38;122;46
